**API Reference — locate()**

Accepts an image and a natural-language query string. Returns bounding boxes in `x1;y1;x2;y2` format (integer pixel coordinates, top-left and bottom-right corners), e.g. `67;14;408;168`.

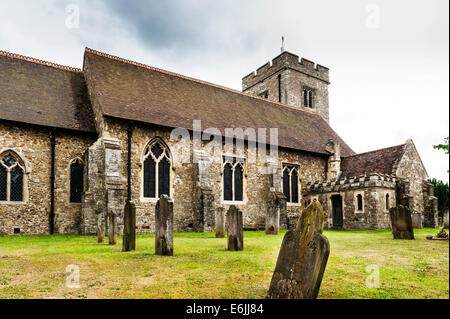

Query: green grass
0;228;448;299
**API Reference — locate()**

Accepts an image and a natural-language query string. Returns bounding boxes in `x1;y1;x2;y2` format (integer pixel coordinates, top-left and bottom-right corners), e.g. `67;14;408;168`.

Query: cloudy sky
1;0;448;182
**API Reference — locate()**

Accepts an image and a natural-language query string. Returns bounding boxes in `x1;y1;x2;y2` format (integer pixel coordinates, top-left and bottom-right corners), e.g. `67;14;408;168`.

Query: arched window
357;194;363;211
70;158;84;203
143;139;172;199
0;151;25;202
223;156;245;202
386;194;390;210
282;164;299;204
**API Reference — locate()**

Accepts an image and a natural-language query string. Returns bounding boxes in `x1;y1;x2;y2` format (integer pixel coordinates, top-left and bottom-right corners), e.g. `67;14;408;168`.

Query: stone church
0;48;438;236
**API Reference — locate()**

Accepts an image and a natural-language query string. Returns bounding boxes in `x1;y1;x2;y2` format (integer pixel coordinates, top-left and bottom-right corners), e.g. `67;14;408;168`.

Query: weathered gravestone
443;210;449;229
108;211;117;245
226;205;243;251
266;201;330;299
122;201;136;252
411;211;423;229
215;207;225;238
389;205;414;240
266;192;286;235
96;211;105;243
155;195;174;256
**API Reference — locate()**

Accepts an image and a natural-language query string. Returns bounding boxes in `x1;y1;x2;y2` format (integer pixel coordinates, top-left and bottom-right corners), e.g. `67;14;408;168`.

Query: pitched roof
83;48;354;156
340;144;407;178
0;50;96;133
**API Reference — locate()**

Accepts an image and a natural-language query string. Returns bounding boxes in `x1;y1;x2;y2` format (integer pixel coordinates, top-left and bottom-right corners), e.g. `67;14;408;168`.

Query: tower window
259;90;269;99
70;159;84;203
223;156;245;202
386;194;390;210
282;164;299;204
303;88;315;108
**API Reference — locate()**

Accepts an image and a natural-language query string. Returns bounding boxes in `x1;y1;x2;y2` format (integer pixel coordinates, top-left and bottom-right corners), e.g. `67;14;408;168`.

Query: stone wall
0;121;95;235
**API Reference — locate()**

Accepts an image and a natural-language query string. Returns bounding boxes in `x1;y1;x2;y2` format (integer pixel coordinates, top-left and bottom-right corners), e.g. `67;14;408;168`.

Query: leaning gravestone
108;211;117;245
226;205;243;251
155;195;174;256
266;201;330;299
389;205;414;239
215;207;225;238
122;201;136;252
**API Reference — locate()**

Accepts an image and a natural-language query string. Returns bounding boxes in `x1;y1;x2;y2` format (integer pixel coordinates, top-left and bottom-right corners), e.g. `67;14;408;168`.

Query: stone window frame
302;86;315;109
281;162;301;206
68;157;84;205
0;149;30;204
140;137;173;203
354;191;364;214
221;154;247;205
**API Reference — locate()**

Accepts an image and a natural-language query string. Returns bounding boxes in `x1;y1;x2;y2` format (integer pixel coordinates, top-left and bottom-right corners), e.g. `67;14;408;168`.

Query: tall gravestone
389;205;414;240
410;211;423;229
155;195;174;256
266;192;286;235
443;210;449;229
226;205;243;251
108;211;117;245
266;201;330;299
96;211;105;243
122;201;136;252
215;207;225;238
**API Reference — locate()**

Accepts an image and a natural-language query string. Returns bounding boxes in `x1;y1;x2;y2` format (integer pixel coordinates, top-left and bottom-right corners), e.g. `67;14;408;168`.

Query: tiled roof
0;50;96;133
83;48;354;156
340;144;407;178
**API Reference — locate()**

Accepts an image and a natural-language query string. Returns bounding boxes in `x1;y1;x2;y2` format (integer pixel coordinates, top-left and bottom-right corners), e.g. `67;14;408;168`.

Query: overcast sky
1;0;448;182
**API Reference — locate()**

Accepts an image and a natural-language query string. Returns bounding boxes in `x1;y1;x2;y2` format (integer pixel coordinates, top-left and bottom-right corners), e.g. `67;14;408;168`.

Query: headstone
443;210;449;229
122;201;136;252
215;207;225;238
108;211;117;245
411;211;423;229
155;195;174;256
226;205;243;251
266;201;330;299
266;192;286;235
96;211;105;243
389;205;414;240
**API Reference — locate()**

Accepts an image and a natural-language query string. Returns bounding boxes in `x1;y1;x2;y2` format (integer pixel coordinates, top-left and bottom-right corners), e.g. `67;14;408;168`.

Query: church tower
242;51;330;123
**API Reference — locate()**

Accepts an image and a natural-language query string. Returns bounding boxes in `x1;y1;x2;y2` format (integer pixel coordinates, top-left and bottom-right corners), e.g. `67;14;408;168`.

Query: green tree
428;178;449;217
433;137;449;154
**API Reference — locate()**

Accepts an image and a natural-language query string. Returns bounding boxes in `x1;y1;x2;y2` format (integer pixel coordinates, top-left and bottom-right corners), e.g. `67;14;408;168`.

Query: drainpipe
127;121;133;201
49;128;56;234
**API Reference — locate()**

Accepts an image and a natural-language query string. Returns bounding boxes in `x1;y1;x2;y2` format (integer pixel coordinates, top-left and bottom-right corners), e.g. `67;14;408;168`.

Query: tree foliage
433;137;449;155
428;178;449;217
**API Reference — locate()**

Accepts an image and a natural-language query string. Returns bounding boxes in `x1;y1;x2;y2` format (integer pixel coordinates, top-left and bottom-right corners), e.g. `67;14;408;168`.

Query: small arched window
386;194;390;210
0;151;25;202
143;139;172;199
357;194;363;211
70;159;84;203
282;164;299;204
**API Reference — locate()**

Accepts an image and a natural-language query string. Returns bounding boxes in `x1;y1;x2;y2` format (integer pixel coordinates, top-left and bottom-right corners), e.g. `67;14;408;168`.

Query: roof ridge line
0;49;82;73
343;143;406;159
84;47;320;117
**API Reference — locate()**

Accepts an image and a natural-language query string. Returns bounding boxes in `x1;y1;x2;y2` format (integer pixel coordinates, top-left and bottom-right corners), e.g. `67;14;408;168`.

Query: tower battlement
242;51;329;90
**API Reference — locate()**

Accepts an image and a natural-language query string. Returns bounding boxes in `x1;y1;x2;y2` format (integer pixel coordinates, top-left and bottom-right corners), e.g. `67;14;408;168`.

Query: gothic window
357;194;363;211
282;164;299;204
223;156;245;202
303;88;314;108
386;194;390;210
70;159;84;203
143;139;172;199
0;151;25;202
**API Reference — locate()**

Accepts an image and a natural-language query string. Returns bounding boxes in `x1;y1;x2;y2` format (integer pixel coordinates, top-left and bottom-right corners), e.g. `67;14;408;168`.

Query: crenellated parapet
242;51;329;90
303;173;397;195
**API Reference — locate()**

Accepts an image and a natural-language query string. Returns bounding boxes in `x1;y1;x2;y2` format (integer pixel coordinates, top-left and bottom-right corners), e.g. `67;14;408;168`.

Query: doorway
331;195;343;228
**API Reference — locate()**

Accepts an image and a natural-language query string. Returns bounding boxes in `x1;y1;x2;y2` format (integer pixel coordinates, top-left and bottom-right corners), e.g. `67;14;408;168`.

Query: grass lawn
0;228;448;299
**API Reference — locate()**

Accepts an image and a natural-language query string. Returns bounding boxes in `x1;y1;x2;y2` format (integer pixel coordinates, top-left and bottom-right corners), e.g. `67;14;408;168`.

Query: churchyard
0;228;448;299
